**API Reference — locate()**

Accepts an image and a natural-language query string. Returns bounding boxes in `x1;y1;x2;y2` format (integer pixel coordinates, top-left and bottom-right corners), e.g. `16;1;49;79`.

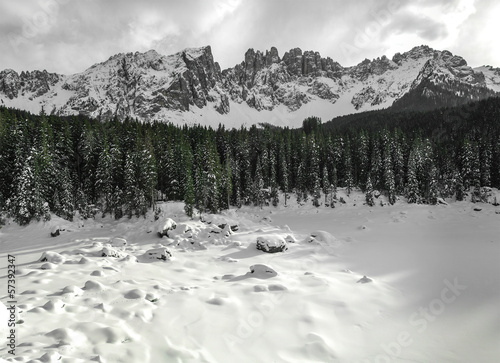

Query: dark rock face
223;46;344;111
0;70;20;99
0;69;60;100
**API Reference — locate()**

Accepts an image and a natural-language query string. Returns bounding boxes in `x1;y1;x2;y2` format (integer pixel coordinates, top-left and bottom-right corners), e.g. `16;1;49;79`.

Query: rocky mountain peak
0;44;498;126
392;45;435;65
349;55;398;80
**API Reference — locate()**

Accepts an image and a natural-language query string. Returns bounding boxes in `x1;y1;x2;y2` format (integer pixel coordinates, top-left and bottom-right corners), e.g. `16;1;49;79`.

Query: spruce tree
365;174;375;206
322;165;329;205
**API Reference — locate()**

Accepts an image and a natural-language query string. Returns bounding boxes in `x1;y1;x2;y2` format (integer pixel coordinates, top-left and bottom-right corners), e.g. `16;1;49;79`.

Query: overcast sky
0;0;498;74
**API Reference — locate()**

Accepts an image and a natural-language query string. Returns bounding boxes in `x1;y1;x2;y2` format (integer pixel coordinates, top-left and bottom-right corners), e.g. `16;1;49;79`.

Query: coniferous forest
1;97;499;225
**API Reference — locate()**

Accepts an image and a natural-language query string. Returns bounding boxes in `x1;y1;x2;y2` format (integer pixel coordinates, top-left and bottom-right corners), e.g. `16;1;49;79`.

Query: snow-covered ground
1;190;499;362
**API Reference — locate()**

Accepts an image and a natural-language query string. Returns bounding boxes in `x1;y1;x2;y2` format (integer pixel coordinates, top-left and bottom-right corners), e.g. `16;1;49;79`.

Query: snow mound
61;285;84;295
40;262;57;270
124;289;146;299
39;351;62;362
110;237;127;247
43;299;66;312
83;280;106;291
306;230;340;248
39;251;66;264
249;264;278;278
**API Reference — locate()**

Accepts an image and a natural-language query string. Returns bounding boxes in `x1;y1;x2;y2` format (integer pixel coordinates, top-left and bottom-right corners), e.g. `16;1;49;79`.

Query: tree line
0;97;499;225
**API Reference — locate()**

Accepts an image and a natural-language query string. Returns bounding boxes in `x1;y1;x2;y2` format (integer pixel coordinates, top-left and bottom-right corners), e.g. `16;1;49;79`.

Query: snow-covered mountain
0;45;498;127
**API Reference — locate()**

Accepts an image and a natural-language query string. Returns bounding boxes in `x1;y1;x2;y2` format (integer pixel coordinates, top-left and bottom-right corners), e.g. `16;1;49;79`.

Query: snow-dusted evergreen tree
327;166;338;208
194;138;222;214
10;147;49;224
0;113;22;210
406;147;420;204
370;136;382;190
391;129;406;195
427;165;439;205
95;142;114;216
322;165;329;205
53;167;74;221
356;130;370;188
383;144;396;204
343;139;353;196
238;138;252;205
279;139;289;206
253;156;265;208
123;141;157;217
184;166;195;218
295;161;305;204
459;138;475;191
308;134;321;207
365;174;375;207
419;138;439;204
454;172;466;201
123;151;141;217
479;137;492;187
220;157;233;210
269;147;279;207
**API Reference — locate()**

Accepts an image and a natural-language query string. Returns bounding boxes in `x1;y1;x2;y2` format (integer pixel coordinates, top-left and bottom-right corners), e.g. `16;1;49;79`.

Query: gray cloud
0;0;496;74
383;12;448;41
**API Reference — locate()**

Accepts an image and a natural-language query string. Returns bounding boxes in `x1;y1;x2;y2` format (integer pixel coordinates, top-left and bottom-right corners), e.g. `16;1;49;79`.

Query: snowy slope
475;65;500;93
0;194;499;362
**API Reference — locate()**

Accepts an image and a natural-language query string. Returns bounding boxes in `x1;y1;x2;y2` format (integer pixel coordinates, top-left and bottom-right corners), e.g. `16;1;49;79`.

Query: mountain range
1;45;499;127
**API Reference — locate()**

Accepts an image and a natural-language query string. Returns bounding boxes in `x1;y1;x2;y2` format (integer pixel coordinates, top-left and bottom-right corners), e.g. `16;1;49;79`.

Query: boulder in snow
256;236;287;253
50;225;63;237
157;218;177;238
100;247;126;258
357;275;373;284
143;247;172;261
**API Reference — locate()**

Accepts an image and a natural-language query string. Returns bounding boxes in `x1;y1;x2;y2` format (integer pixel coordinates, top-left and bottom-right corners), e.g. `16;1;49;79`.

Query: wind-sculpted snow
1;196;499;362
